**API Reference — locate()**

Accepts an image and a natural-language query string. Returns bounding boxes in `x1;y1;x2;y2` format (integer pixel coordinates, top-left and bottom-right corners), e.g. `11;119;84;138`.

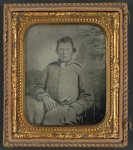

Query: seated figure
26;36;94;125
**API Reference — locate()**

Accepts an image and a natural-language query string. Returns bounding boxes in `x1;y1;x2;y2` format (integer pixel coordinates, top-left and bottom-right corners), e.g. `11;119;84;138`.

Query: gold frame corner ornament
3;3;128;147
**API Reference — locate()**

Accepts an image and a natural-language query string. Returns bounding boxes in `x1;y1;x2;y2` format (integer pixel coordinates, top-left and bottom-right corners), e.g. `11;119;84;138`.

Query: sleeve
70;68;94;115
31;66;48;101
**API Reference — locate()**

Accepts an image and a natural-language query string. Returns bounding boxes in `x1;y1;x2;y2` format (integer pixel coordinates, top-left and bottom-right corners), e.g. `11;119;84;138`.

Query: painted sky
25;24;105;71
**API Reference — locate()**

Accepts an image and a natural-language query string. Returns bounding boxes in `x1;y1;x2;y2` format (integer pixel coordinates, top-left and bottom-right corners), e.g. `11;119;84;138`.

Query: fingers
66;98;72;104
48;101;57;111
61;98;68;102
61;98;73;104
44;100;52;111
44;98;57;111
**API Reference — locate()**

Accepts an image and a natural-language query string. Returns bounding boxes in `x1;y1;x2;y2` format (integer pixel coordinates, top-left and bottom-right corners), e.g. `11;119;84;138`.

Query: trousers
26;96;81;125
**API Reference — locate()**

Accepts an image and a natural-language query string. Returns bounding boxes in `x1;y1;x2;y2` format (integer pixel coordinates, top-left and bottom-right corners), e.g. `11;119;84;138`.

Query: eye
59;48;64;51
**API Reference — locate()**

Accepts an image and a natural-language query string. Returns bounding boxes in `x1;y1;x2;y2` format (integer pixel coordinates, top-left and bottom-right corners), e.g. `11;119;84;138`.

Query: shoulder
72;61;83;68
47;61;59;68
69;61;86;74
72;61;91;74
69;60;83;68
48;61;58;66
42;61;58;72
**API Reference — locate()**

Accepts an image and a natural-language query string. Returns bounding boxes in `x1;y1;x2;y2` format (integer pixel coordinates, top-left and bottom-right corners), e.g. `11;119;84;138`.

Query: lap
44;105;78;125
25;97;81;125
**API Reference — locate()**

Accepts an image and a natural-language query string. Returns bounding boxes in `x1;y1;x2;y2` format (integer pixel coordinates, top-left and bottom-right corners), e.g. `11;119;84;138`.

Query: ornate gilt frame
3;3;128;147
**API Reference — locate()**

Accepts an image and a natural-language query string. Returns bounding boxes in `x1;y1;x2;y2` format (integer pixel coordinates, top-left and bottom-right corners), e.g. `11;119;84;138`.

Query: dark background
0;0;132;149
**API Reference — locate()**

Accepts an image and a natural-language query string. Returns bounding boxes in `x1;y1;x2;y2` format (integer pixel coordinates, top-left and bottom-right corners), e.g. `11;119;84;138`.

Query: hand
61;97;73;105
42;95;58;111
36;93;46;102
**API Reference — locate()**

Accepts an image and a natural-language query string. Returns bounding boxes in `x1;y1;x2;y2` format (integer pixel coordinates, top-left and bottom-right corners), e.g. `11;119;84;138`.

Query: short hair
56;36;77;53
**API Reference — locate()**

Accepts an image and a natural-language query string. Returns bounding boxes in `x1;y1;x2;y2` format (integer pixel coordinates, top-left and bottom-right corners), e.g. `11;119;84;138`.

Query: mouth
62;56;68;58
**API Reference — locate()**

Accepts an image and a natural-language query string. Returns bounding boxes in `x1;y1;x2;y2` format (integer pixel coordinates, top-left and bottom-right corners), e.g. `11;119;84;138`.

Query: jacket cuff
70;102;85;115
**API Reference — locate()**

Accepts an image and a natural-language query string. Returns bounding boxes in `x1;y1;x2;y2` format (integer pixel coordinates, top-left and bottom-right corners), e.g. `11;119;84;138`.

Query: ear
56;48;58;54
73;48;77;54
72;51;75;57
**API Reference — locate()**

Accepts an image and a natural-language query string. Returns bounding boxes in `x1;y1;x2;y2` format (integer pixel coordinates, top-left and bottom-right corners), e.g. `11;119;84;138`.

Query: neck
60;62;66;68
58;59;73;68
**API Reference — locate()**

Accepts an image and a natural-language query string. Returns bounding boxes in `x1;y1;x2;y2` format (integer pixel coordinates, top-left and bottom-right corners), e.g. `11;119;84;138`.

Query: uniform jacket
32;60;94;116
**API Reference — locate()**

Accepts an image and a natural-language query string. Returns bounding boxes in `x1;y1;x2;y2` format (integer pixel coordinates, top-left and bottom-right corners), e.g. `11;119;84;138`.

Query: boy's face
57;42;74;63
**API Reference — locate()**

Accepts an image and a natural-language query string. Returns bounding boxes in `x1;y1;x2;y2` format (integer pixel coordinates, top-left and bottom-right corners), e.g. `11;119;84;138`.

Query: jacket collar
57;59;75;67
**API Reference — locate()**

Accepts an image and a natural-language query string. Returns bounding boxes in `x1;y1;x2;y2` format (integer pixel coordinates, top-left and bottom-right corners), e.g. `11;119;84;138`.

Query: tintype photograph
25;25;106;126
4;3;128;147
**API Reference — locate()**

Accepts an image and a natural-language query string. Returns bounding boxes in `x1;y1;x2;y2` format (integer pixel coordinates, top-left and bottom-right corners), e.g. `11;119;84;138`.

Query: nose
63;49;68;55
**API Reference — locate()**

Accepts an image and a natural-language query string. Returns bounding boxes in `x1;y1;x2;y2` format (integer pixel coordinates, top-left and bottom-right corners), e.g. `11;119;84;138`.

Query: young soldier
26;36;94;125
